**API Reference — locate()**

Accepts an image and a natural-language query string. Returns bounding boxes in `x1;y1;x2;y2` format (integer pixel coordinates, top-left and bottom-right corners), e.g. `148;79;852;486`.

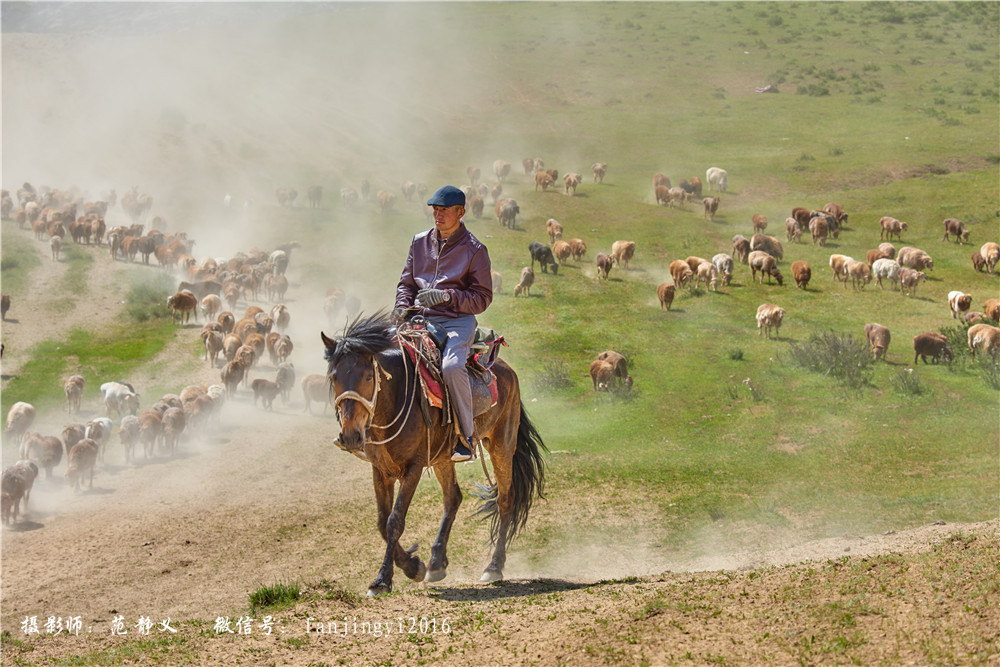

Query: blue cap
426;185;465;207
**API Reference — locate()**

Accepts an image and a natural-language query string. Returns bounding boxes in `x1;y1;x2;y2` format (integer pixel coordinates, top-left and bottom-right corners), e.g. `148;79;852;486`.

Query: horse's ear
320;331;338;355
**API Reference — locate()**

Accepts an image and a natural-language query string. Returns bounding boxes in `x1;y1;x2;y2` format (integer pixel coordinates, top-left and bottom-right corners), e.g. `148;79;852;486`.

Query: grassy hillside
2;0;998;557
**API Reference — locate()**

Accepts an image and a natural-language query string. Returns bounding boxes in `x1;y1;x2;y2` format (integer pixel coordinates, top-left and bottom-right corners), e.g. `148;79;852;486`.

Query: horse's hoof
480;569;503;583
425;568;447;583
367;583;392;597
413;560;427;583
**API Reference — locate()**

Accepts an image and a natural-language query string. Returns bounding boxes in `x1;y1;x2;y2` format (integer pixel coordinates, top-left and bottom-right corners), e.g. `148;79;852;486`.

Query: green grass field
2;0;998;555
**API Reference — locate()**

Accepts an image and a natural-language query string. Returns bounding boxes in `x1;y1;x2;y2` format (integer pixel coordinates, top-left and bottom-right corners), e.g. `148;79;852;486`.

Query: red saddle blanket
400;333;500;412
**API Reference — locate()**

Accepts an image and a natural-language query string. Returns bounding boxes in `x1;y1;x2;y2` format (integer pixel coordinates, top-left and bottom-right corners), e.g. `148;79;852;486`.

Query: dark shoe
452;436;476;462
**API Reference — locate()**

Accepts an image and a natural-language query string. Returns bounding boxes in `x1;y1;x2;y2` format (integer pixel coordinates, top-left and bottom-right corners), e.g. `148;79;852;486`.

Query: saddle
397;317;505;424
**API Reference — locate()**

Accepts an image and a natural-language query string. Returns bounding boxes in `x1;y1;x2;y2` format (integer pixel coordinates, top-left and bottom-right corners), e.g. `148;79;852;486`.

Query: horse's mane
325;311;397;364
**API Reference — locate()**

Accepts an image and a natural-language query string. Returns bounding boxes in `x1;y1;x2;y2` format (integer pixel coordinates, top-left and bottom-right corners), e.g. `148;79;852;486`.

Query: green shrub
786;331;874;394
125;272;174;323
890;368;928;397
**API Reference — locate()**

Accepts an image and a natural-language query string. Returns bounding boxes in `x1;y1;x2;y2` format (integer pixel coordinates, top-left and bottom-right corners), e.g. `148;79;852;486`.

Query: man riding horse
393;185;493;462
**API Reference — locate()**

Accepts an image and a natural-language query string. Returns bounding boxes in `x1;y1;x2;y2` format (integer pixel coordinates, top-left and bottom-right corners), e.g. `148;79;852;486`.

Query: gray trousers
426;314;477;439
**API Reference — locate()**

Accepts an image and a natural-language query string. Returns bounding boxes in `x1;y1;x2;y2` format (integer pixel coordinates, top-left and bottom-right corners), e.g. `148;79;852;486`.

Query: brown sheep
899;268;927;296
879;216;908;241
668;260;693;288
64;374;85;414
493;160;511;183
897;246;934;272
972;251;986;272
948;291;973;319
596;253;613;281
588;360;615;392
167;291;198;324
983;299;1000;323
866;248;892;268
597;350;632;389
564;173;582;195
829;254;853;283
845;259;872;290
732;235;751;264
980;242;1000;273
942;218;970;244
657;283;675;311
66;439;99;491
468;195;484;219
552;240;571;265
521;158;535;175
864;323;891;361
161;407;186;456
750;234;784;260
968;324;1000;361
913;332;953;364
592;163;607;183
400;181;416;202
696;262;719;292
751;214;768;233
791;261;811;290
534;172;554;191
568;238;588;261
466;166;481;186
611;241;636;269
138;409;162;459
688;176;702;197
1;293;9;320
785;218;802;243
748;251;783;286
653;173;671;190
302;374;332;414
202;330;224;366
878;242;896;259
119;415;140;463
703;197;720;221
200;294;222;321
809;216;829;246
2;469;26;524
654;185;672;206
490;183;503;203
684;256;711;274
546;219;563;244
5;402;36;447
222;334;242;362
377;190;395;214
823;202;848;227
491;270;503;294
252;379;281;410
756;303;785;339
514;267;535;297
221;359;247;397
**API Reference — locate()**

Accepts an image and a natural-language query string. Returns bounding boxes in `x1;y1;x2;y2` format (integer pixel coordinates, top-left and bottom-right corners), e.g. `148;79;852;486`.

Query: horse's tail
473;400;547;545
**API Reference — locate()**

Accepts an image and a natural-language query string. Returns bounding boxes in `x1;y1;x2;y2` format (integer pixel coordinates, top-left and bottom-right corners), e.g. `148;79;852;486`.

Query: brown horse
321;313;546;596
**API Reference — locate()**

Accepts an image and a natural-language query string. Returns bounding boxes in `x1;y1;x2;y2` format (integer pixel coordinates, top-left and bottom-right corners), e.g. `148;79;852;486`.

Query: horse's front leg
368;465;426;597
426;463;462;583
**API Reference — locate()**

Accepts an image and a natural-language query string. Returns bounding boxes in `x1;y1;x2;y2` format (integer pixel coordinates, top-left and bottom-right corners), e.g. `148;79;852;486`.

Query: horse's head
322;331;378;450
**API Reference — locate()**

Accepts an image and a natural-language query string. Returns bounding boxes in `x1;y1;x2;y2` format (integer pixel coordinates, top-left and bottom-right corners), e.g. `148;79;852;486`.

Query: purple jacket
395;223;493;318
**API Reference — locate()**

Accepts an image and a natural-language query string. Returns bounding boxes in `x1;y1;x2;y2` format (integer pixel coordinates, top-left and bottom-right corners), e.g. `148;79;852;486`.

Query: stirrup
452;437;476;462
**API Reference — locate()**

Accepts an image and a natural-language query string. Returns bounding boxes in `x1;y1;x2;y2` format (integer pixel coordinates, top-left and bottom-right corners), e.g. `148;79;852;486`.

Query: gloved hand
416;288;448;308
392;307;409;324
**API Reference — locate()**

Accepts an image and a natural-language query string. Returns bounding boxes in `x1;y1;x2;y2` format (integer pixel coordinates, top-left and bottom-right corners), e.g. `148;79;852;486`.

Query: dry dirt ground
2;220;998;666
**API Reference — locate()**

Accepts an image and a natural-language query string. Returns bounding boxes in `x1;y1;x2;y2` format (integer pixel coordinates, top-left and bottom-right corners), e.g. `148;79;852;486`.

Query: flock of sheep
0;181;340;527
436;160;1000;387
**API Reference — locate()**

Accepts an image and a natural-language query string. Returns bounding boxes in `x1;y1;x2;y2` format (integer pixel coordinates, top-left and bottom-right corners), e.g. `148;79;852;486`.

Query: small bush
796;84;830;97
124;272;173;323
534;361;573;392
890;368;928;396
786;330;874;393
975;354;1000;390
727;348;745;361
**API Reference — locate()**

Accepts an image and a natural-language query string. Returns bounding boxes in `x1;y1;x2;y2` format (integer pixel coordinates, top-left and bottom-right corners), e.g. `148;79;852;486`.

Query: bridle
331;344;416;446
